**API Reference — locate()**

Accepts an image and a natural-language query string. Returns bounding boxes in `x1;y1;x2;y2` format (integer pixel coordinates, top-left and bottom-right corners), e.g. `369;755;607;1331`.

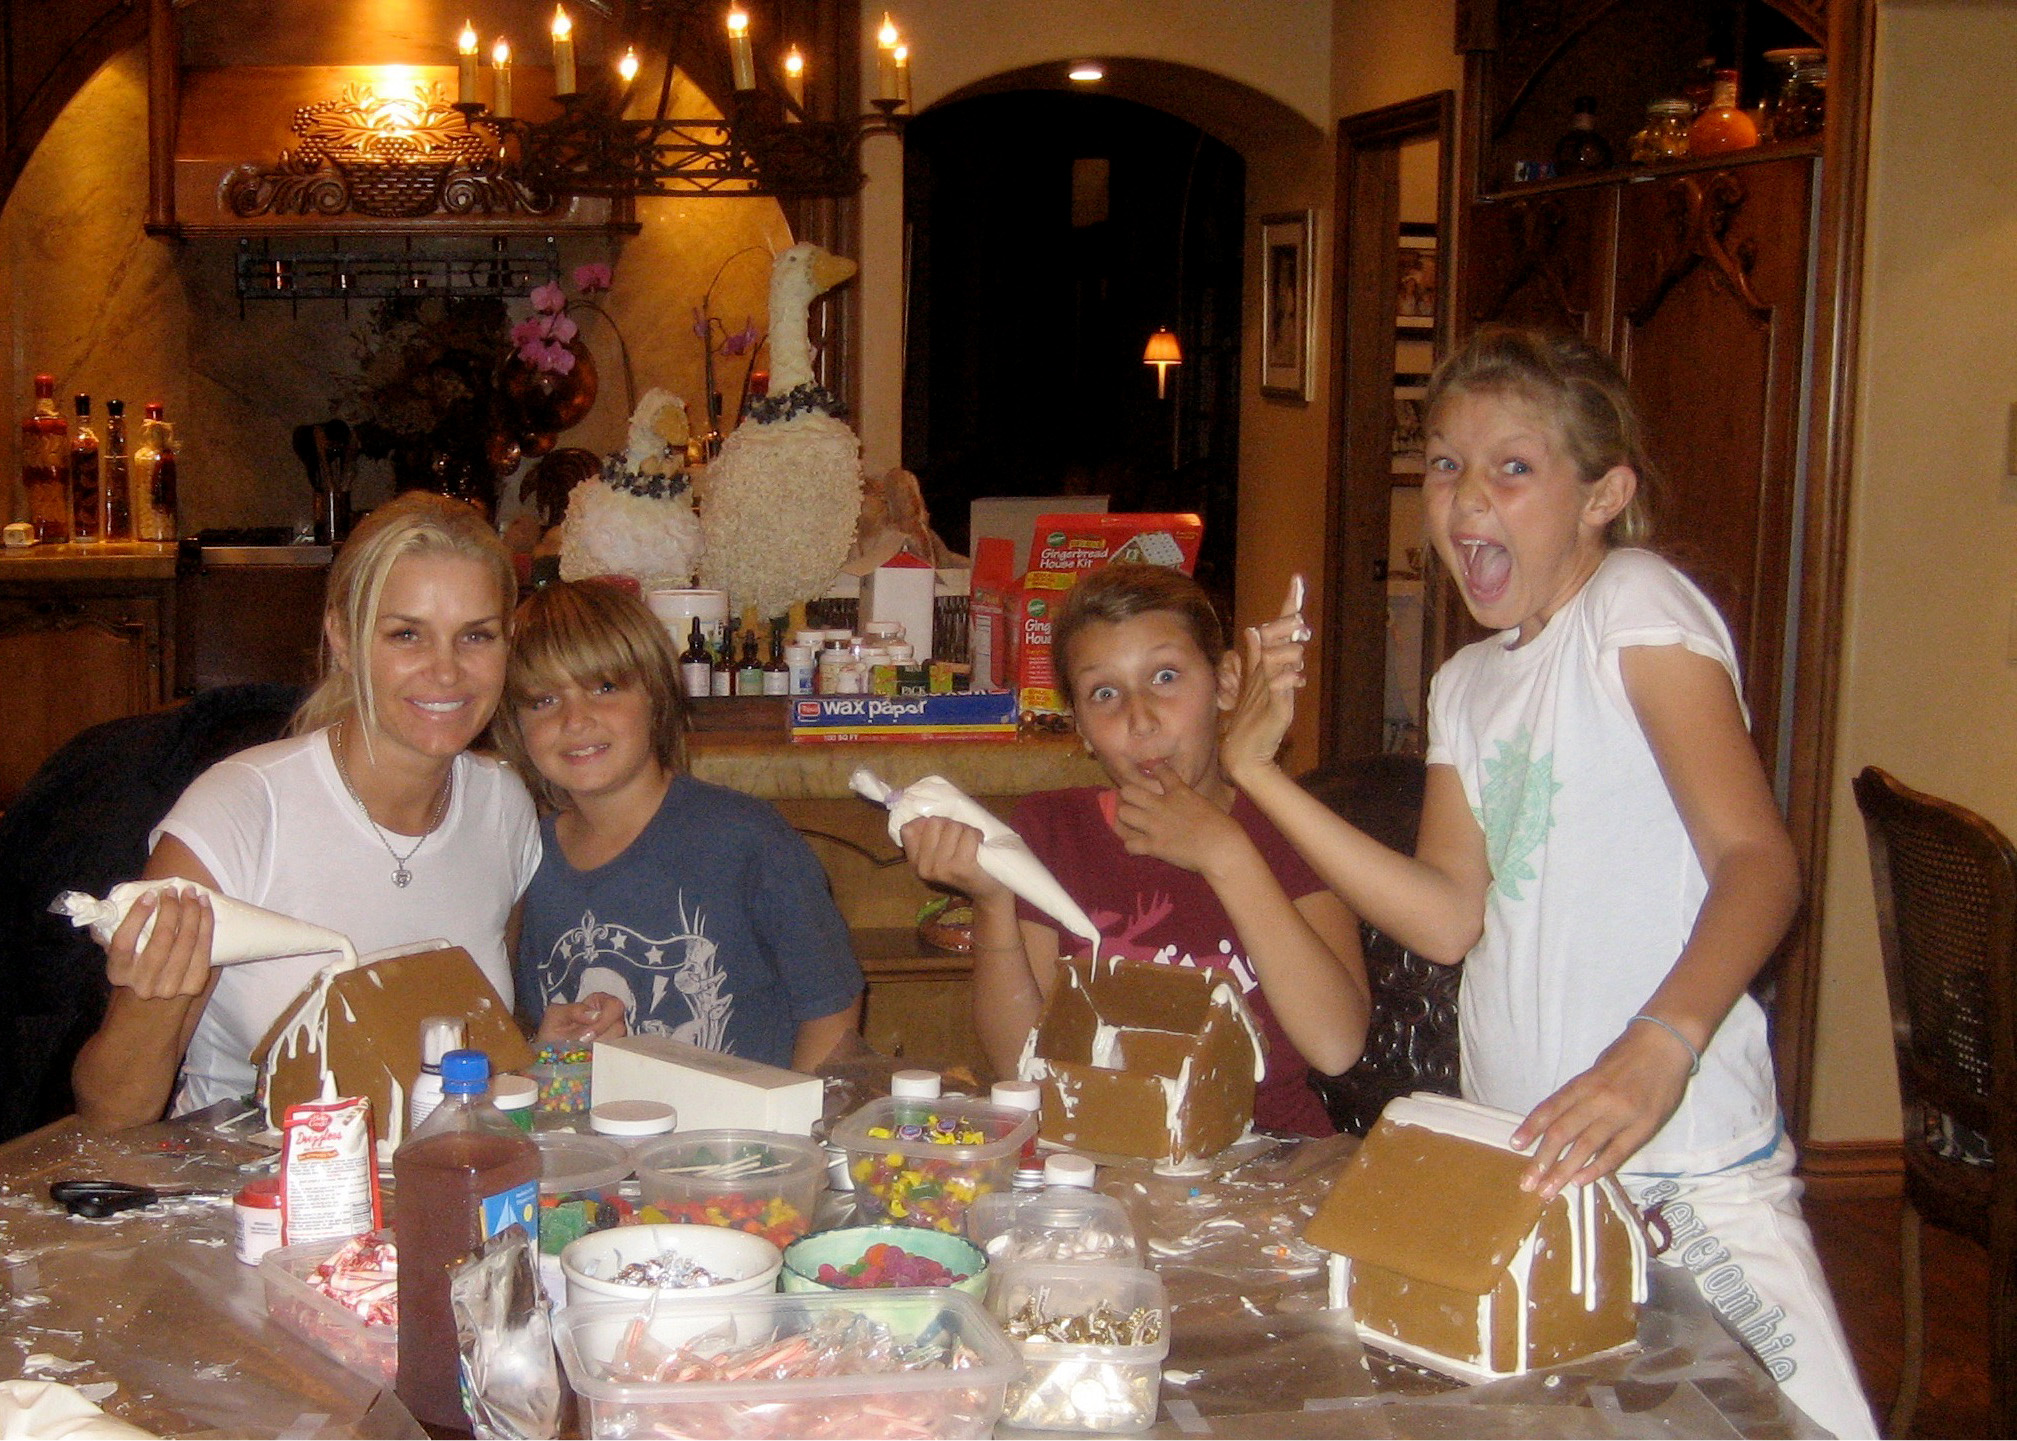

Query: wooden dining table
0;1110;1822;1438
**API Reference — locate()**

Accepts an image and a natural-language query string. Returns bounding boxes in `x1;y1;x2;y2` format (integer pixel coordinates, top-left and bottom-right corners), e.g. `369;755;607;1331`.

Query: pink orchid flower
721;319;760;357
530;281;567;315
549;313;579;345
510;317;549;348
573;262;613;293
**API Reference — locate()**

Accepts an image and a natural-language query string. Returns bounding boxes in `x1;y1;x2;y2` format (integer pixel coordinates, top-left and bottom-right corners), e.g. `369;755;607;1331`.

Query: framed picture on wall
1260;211;1315;401
1392;374;1428;476
1397;223;1437;332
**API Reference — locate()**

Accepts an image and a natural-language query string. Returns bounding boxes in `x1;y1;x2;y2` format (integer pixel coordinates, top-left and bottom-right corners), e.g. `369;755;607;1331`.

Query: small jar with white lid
864;619;906;644
890;1068;942;1100
589;1099;678;1149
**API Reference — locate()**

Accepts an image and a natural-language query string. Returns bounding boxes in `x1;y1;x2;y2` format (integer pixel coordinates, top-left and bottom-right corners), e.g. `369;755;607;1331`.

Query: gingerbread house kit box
1306;1093;1650;1381
1019;954;1262;1165
1011;513;1203;716
253;945;532;1146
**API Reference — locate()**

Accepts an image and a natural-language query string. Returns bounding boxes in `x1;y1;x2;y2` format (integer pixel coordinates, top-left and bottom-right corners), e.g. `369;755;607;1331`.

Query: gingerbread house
1306;1092;1650;1381
1018;955;1262;1165
253;944;533;1146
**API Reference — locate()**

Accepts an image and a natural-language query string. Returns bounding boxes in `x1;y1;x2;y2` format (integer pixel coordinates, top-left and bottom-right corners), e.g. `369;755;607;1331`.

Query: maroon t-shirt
1010;786;1339;1138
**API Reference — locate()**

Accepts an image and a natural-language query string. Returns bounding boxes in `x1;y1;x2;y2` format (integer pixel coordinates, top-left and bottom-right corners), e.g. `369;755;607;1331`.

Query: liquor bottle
679;617;713;699
69;395;102;543
762;622;790;695
392;1049;539;1431
134;406;179;542
21;375;69;544
735;628;764;696
710;632;735;697
100;400;131;541
1552;96;1614;175
1689;69;1759;155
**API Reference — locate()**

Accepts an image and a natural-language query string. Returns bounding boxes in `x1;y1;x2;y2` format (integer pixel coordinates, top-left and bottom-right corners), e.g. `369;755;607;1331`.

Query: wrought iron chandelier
454;1;912;199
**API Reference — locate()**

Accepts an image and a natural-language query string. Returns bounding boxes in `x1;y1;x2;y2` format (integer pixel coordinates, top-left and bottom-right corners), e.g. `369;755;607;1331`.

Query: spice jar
1762;47;1826;141
1629;99;1694;164
1689;68;1758;155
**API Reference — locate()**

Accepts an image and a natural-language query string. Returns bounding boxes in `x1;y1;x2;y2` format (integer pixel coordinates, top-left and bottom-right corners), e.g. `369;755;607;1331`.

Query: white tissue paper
0;1380;155;1439
49;880;355;967
852;769;1100;948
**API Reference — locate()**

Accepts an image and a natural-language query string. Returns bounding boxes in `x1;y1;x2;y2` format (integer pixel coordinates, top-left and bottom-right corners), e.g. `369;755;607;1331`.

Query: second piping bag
851;769;1101;950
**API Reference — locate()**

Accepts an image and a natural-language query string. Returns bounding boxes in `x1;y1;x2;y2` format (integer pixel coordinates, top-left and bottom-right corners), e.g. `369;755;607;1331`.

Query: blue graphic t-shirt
516;774;863;1068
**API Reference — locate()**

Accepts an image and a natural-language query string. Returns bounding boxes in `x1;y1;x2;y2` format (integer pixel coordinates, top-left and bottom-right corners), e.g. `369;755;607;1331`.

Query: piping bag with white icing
852;769;1101;950
50;880;356;966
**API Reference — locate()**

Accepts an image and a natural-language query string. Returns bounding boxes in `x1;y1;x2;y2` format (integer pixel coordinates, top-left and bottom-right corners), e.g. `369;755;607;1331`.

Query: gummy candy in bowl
781;1224;988;1298
831;1096;1035;1233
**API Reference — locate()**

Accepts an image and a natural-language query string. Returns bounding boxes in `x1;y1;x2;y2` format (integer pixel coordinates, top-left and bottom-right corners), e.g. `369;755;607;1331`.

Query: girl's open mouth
1457;538;1513;605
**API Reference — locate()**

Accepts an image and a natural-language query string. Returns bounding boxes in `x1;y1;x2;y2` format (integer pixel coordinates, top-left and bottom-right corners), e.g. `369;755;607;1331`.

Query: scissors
49;1179;232;1219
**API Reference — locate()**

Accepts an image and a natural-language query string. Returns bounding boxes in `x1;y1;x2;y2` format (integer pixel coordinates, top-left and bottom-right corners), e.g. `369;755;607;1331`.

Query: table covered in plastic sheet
0;1115;1824;1439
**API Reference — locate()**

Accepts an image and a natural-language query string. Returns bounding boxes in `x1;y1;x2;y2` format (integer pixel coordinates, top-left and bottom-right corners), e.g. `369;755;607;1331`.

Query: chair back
1851;766;2017;1192
1299;752;1461;1135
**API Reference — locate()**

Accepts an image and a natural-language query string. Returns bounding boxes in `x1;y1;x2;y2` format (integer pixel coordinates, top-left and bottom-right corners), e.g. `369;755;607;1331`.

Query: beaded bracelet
1630;1013;1701;1077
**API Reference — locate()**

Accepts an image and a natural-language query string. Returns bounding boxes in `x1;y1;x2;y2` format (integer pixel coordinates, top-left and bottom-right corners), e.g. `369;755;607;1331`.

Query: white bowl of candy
560;1222;783;1309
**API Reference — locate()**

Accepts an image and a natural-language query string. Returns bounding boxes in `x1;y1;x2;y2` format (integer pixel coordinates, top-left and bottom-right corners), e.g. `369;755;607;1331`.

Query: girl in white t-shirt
1226;327;1874;1438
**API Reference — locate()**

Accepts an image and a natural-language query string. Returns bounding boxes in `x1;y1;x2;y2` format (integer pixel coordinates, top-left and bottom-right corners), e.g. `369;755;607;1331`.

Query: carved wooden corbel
1627;171;1771;328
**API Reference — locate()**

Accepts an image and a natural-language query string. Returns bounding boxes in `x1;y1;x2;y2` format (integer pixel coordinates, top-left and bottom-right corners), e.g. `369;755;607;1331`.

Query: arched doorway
899;89;1244;607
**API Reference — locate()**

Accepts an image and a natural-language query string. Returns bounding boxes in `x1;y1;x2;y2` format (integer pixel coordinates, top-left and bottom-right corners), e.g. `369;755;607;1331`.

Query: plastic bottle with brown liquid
392;1048;540;1431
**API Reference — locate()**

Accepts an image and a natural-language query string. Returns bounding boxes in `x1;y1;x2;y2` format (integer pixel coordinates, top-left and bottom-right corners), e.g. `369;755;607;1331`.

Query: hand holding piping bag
1222;573;1311;780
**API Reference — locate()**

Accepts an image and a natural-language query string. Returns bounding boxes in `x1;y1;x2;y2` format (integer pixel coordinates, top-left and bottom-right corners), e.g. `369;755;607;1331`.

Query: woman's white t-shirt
154;728;542;1113
1425;548;1778;1174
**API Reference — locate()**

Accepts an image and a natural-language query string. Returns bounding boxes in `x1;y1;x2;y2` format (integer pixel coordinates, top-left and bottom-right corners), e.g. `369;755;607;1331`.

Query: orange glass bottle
1688;68;1759;155
21;375;69;544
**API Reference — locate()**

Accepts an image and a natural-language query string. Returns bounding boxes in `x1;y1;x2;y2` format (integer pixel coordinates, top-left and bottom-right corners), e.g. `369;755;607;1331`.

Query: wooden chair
1851;766;2017;1437
1299;753;1463;1135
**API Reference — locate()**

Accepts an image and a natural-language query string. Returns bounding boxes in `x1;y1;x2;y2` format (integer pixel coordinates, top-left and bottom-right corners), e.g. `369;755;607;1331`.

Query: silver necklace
332;723;453;888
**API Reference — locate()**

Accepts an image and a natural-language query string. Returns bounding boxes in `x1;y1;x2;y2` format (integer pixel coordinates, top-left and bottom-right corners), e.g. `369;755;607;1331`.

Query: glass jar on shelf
1552;96;1614;175
1628;99;1695;164
1762;47;1827;141
1688;68;1759;155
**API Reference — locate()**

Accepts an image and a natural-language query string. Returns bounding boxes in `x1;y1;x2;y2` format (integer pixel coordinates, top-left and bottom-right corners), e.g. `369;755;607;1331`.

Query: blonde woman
73;493;541;1130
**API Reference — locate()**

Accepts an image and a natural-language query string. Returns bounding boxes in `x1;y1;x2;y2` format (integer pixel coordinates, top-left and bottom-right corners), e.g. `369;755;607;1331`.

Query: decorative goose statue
699;243;863;621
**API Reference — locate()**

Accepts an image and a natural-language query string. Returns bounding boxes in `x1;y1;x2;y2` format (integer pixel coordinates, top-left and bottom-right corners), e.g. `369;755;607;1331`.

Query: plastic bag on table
449;1228;560;1439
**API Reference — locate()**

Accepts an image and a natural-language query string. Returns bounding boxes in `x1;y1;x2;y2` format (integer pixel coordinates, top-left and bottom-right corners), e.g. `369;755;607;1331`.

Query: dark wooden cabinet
1458;149;1815;763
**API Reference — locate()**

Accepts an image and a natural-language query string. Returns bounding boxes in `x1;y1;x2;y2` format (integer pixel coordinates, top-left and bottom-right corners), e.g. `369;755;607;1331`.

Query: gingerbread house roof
1308;1093;1581;1294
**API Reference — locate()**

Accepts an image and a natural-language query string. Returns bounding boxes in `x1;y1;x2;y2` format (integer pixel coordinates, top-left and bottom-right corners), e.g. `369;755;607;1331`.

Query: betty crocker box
1013;513;1203;716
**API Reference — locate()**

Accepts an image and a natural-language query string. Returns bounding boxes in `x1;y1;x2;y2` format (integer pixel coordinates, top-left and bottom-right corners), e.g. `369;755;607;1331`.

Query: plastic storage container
832;1096;1037;1233
632;1129;824;1247
535;1131;635;1255
780;1224;988;1297
526;1044;593;1118
991;1262;1169;1433
259;1236;399;1387
966;1185;1139;1266
555;1288;1018;1440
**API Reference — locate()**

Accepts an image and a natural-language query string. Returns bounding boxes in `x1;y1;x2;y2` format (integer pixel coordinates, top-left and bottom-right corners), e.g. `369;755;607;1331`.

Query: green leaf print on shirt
1473;727;1559;901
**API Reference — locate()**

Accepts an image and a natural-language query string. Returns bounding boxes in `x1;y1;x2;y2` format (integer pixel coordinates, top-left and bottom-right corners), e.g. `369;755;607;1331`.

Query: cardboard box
1011;512;1204;716
860;550;938;661
1018;955;1260;1165
592;1034;824;1134
788;690;1019;742
968;536;1016;693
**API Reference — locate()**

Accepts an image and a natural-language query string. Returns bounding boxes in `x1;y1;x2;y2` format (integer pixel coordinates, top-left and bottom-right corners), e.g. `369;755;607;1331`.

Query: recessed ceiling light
1068;63;1105;83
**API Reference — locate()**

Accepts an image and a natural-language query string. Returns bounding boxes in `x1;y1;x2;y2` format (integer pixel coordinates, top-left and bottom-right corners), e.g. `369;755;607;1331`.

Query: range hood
149;0;639;236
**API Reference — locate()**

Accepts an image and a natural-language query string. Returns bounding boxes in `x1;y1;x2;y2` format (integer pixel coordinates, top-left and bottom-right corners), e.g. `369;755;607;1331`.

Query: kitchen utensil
49;1178;231;1218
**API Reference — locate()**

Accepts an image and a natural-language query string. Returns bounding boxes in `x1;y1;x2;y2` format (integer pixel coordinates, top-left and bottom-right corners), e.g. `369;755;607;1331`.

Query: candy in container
780;1225;989;1298
260;1234;400;1387
533;1132;634;1256
554;1288;1019;1440
833;1096;1036;1233
991;1262;1169;1433
631;1129;823;1247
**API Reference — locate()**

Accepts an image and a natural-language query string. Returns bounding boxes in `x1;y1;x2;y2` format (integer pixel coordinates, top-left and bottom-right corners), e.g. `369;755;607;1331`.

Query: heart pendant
393;866;412;888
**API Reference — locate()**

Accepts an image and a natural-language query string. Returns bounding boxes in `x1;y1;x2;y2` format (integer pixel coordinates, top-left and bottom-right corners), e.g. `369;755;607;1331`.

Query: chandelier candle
551;6;576;96
491;36;512;119
457;23;480;104
726;6;755;92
